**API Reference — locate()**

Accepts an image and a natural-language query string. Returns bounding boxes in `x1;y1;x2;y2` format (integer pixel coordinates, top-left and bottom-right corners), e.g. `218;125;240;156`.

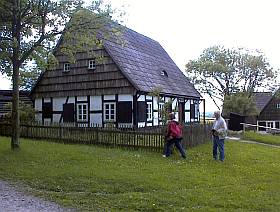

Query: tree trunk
11;65;20;149
11;0;21;150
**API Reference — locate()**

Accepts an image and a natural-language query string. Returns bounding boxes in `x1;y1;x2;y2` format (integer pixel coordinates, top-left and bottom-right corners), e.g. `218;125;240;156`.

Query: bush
2;101;36;124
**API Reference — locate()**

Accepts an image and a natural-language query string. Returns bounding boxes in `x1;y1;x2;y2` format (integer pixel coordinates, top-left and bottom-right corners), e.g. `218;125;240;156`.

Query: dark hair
169;113;175;120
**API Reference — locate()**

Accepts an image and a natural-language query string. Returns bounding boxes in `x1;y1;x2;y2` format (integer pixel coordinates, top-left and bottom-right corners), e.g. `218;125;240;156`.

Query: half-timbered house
31;25;203;127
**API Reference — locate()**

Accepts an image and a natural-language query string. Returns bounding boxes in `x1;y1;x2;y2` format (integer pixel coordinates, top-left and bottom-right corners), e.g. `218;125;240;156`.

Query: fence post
59;125;62;141
243;123;245;136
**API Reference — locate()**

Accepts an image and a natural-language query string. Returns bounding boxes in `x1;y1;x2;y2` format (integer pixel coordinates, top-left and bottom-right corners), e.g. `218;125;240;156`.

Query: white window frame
63;63;70;72
266;121;274;129
88;59;96;70
76;103;88;122
104;102;116;122
147;102;152;121
276;103;280;109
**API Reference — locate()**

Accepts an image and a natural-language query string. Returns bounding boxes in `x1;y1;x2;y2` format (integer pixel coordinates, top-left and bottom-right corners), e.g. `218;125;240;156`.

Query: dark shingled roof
103;26;201;98
253;92;273;113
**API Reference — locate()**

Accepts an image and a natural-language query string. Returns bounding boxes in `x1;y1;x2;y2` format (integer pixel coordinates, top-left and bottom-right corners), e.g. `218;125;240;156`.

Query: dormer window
63;63;70;72
88;59;96;70
161;70;168;77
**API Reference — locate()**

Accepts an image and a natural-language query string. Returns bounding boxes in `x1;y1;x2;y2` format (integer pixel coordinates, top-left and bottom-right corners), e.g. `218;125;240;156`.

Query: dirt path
0;180;75;212
227;136;280;148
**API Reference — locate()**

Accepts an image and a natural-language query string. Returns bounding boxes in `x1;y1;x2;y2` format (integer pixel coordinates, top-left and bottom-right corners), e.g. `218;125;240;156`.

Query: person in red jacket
163;113;186;159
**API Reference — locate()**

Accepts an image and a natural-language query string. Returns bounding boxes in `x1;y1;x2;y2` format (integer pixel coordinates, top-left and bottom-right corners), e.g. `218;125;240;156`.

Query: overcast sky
1;0;280;112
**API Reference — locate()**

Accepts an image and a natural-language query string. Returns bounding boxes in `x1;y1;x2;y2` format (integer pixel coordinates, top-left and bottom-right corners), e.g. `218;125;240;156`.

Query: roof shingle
103;26;201;98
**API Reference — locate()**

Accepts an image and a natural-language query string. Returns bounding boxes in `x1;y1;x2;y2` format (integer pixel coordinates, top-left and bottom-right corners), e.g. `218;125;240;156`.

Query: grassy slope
242;131;280;146
0;136;279;211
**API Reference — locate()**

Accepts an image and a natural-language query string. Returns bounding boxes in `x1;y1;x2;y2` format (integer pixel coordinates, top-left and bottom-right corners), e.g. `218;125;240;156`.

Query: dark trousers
164;138;186;158
213;136;225;161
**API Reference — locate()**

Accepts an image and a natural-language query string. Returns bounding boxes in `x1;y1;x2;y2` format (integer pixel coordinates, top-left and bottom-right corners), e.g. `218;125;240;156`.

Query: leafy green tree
222;92;258;117
185;46;277;110
3;102;36;124
0;0;124;149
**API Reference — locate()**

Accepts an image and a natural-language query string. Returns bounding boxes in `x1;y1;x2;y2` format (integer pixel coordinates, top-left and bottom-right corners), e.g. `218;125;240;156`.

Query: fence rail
0;123;212;152
241;123;280;135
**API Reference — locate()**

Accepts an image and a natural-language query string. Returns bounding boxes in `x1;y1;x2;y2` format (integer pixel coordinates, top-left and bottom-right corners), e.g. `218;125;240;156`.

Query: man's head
214;111;221;120
169;112;175;120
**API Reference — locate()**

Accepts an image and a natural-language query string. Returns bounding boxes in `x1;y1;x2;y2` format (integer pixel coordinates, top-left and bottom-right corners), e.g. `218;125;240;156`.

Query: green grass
242;131;280;146
0;136;280;211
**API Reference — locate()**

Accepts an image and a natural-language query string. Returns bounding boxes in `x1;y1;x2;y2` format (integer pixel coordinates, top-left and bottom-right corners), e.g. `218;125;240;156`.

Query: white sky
1;0;280;112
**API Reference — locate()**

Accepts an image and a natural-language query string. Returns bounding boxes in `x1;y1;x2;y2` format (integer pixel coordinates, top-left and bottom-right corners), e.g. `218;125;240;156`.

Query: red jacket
167;120;182;139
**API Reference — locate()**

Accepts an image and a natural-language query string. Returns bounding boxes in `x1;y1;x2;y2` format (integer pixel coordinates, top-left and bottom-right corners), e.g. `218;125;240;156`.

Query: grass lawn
242;131;280;146
0;136;279;211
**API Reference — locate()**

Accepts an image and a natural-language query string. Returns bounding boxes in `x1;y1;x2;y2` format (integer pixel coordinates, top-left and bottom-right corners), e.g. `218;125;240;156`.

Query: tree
0;0;124;149
185;46;278;110
222;92;258;117
3;101;36;124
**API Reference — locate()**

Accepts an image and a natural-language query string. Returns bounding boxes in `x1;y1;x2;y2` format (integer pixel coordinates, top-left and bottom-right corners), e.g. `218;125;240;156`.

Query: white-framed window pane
147;102;152;121
64;63;70;72
77;103;88;122
159;103;164;119
104;102;116;122
88;59;96;70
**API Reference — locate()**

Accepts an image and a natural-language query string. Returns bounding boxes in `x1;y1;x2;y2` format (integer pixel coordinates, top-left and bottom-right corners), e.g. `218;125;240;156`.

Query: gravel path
227;136;280;148
0;180;75;212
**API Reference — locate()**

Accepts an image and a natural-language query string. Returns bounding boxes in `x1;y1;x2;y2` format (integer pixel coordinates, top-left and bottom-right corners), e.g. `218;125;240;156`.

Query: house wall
259;97;280;121
34;93;201;127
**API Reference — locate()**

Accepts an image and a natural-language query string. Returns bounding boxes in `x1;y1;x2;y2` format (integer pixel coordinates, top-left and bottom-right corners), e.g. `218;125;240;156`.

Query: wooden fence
0;123;212;152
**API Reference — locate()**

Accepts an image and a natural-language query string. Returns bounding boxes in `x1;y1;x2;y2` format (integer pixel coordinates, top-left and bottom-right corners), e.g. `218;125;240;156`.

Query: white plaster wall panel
185;112;190;123
138;122;145;127
35;113;42;122
35;98;42;111
67;97;75;104
185;100;190;110
44;118;51;125
153;112;159;126
78;123;88;127
90;96;102;111
138;95;145;101
53;114;60;123
104;123;116;128
195;104;199;118
44;98;51;103
146;95;152;100
172;98;177;110
118;94;133;101
53;97;66;111
77;96;87;102
174;112;179;121
153;97;158;110
104;95;115;100
165;97;171;102
91;114;102;125
118;123;133;128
